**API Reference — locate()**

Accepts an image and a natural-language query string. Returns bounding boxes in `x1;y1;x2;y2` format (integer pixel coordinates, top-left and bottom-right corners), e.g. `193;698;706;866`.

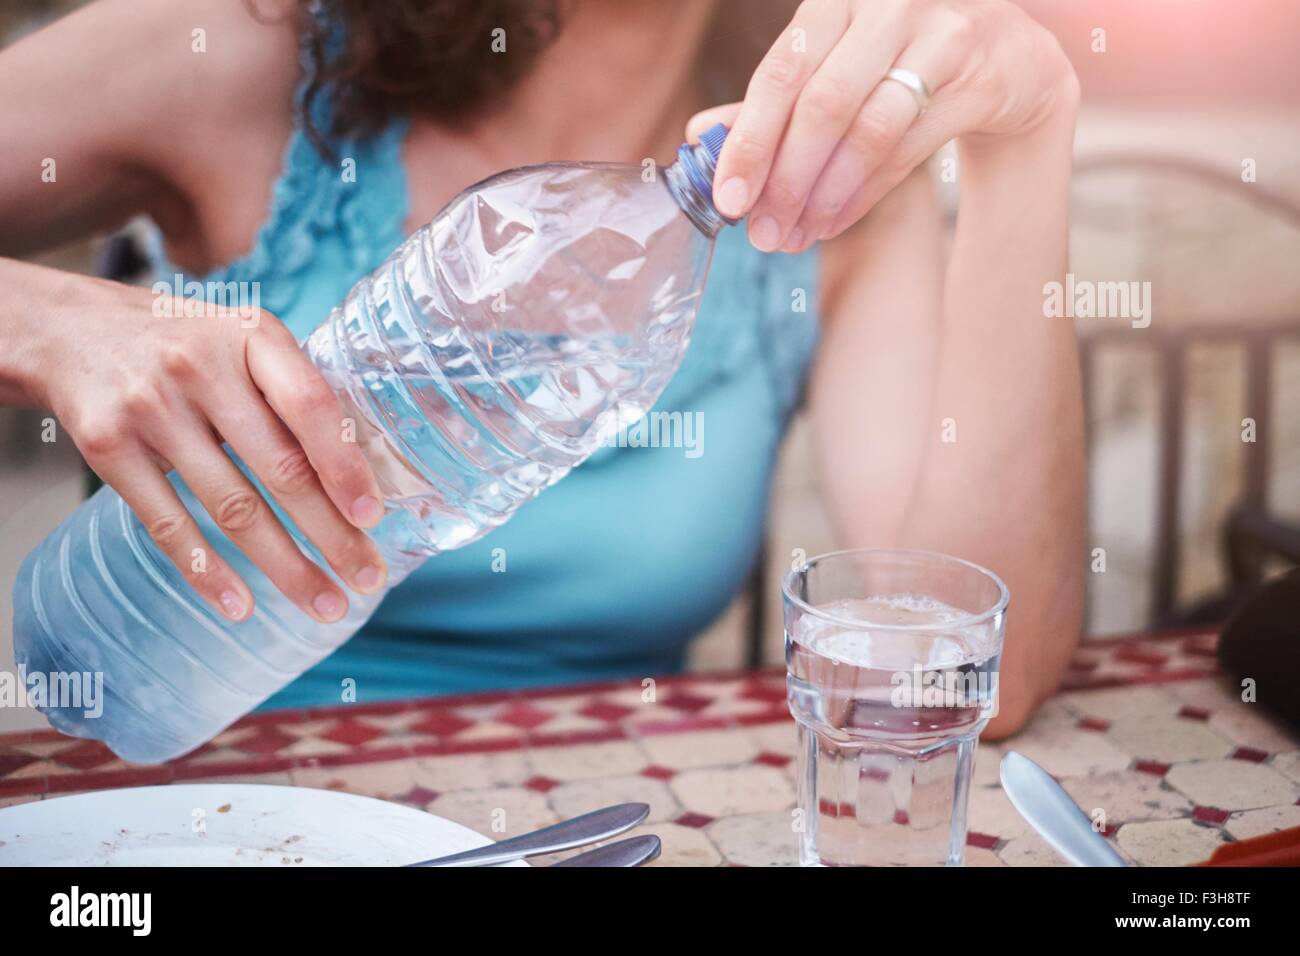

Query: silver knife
550;834;661;867
407;802;651;867
999;751;1127;867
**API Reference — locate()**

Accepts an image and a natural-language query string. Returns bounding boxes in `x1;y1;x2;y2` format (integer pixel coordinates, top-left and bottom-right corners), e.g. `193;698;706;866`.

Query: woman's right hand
23;266;388;624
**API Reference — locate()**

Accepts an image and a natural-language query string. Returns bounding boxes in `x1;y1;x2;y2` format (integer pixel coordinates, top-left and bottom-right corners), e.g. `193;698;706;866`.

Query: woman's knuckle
724;128;769;167
289;378;336;417
234;306;267;331
283;566;327;604
148;512;189;550
754;50;802;93
268;449;316;495
1036;27;1078;91
1058;63;1082;108
214;489;263;534
803;195;844;225
936;8;977;48
76;415;129;460
158;338;198;378
119;380;164;418
801;73;856;122
330;533;372;570
849;104;896;154
762;176;804;214
800;0;845;20
328;453;370;490
257;310;298;342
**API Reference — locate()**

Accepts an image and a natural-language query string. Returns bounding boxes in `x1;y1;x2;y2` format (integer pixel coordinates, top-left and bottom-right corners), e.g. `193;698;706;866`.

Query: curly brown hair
298;1;564;141
270;0;789;154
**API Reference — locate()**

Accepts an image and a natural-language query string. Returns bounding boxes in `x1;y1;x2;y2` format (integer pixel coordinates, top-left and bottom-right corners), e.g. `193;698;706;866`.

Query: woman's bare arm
812;105;1085;738
0;0;296;261
686;0;1086;735
2;0;176;253
813;169;945;551
0;0;384;623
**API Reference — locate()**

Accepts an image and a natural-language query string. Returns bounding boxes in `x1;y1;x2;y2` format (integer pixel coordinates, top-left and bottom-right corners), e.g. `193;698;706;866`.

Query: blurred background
1;0;1297;729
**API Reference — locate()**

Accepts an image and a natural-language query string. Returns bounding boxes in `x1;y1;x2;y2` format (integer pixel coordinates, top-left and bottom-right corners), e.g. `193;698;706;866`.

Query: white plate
0;784;526;866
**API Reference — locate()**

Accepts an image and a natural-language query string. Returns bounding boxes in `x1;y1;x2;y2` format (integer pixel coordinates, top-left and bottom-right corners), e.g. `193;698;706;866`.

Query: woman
0;0;1083;735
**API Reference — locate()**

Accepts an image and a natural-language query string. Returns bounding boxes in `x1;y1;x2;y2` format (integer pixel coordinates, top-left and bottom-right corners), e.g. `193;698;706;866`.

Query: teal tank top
148;62;820;708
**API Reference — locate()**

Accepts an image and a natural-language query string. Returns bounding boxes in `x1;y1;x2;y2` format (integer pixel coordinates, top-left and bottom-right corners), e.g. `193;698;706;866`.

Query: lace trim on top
150;23;411;322
226;119;411;320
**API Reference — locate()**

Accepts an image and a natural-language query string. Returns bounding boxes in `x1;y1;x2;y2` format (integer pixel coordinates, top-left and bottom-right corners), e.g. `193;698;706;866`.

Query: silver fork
551;834;661;867
406;802;651;867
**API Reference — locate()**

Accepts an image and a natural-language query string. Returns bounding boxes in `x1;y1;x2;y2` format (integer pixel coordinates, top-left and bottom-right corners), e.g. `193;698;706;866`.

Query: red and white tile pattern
1;629;1297;865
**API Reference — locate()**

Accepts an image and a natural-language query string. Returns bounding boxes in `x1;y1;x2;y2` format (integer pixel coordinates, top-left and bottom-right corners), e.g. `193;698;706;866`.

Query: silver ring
883;67;932;115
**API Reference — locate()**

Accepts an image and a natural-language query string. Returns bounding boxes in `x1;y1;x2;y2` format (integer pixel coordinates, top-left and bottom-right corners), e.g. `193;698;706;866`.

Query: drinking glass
783;548;1009;866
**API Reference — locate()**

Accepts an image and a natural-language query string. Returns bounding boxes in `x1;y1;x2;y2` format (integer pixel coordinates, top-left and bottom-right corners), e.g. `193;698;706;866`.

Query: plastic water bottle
14;125;734;763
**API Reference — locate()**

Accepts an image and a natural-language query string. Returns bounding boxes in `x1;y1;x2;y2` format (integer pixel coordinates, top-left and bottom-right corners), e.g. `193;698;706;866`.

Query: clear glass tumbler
784;549;1009;866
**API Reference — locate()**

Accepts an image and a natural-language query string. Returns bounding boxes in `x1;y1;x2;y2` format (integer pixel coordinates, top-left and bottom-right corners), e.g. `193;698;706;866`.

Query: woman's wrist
958;69;1080;179
0;257;81;409
953;84;1078;248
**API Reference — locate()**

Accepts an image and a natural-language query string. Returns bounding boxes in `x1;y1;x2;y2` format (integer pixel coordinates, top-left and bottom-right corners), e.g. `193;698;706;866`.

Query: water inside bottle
306;160;711;562
15;150;722;764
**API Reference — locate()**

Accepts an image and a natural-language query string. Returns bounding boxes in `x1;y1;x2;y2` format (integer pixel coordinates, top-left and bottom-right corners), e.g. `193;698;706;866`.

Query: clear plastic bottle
14;125;734;763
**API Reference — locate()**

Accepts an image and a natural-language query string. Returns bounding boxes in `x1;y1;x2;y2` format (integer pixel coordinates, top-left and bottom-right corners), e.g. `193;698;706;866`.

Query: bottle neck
664;141;735;238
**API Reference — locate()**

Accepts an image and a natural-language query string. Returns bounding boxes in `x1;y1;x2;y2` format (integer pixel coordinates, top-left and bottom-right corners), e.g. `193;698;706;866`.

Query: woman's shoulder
0;0;303;261
74;0;303;269
41;0;300;163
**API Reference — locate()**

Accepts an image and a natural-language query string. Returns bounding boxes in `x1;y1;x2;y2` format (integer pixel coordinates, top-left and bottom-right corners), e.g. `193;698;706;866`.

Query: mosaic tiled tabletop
2;628;1298;866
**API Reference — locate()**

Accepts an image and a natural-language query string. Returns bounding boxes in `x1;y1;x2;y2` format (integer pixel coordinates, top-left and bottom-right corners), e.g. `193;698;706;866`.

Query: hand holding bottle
7;259;388;623
14;130;730;762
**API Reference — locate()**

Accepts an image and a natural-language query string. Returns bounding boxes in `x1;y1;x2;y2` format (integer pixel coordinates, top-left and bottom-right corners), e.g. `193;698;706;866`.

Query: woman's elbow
983;587;1084;740
982;691;1040;740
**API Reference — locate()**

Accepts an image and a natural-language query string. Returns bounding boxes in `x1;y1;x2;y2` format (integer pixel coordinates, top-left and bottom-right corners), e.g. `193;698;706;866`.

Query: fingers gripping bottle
14;126;735;762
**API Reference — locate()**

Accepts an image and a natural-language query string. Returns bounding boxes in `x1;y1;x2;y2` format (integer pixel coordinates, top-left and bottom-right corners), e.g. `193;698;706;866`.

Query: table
2;628;1298;866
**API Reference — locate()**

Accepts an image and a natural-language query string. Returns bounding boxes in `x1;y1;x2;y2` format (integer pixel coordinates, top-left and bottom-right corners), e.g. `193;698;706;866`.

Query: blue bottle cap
699;123;728;166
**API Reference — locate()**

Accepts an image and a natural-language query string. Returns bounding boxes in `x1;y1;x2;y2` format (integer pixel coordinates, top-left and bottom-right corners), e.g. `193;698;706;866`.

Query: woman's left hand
688;0;1079;252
